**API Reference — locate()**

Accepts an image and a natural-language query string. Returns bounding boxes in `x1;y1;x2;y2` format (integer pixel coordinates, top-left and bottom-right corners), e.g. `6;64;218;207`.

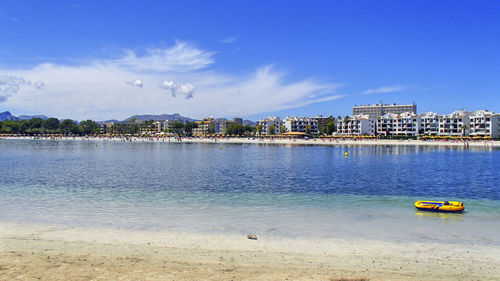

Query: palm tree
461;124;469;137
256;124;263;136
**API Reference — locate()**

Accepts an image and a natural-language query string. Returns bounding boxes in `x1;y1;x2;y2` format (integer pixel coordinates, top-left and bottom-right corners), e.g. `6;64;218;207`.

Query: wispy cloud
362;85;407;95
220;36;238;44
0;41;343;120
111;41;215;72
0;75;44;102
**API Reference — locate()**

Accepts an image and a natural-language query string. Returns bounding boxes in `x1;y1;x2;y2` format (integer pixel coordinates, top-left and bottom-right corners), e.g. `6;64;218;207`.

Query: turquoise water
1;139;499;244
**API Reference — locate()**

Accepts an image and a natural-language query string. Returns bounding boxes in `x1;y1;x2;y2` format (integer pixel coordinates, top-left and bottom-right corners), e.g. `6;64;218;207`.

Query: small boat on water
414;200;465;213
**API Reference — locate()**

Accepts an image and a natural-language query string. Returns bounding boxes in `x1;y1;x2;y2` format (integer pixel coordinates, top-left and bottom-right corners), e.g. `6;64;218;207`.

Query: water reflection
414;211;464;223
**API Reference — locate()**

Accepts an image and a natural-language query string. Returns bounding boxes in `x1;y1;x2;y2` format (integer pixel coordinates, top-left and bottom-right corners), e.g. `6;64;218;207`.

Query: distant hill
243;119;256;126
124;113;197;122
18;115;48;120
0;111;19;121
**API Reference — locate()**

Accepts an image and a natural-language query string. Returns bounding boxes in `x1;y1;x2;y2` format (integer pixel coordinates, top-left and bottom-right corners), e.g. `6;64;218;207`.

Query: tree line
0;118;100;135
1;116;339;136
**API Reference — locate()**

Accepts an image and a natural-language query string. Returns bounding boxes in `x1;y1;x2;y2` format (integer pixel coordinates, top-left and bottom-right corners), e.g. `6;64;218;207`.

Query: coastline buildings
192;118;214;136
469;110;500;138
353;102;417;118
419;112;440;136
283;116;319;136
336;114;375;135
257;116;282;135
376;113;421;137
438;110;469;136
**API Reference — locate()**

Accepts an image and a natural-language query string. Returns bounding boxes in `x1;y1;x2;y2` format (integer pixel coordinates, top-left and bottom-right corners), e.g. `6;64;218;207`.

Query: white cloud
362;85;407;95
0;41;343;120
111;41;215;72
159;81;195;99
126;79;143;88
0;75;45;102
220;36;238;44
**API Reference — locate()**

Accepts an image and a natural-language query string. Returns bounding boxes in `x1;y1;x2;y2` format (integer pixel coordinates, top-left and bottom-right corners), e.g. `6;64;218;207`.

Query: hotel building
376;112;420;136
419;112;440;135
257;116;282;135
336;114;375;136
283;116;319;136
438;110;469;136
468;110;500;138
353;103;417;118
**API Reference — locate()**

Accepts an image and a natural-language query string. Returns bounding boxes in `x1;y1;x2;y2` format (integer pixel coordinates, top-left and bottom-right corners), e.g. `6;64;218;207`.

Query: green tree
207;122;216;134
256;124;263;136
59;119;80;135
183;122;198;136
226;123;245;136
281;125;288;133
269;124;276;135
326;120;336;135
244;125;255;135
172;122;185;136
28;117;44;130
461;124;469;137
80;120;99;135
43;118;60;131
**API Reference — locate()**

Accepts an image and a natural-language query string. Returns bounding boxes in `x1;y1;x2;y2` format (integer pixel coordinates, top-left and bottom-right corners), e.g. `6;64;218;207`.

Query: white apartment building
257;116;282;135
283;116;319;136
163;119;186;131
336;114;375;136
438;110;469;136
468;110;500;138
376;112;420;136
419;112;440;135
353;103;417;118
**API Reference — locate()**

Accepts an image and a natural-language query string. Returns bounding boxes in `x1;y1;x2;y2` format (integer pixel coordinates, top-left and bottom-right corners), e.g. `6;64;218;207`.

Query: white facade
258;116;282;135
336;114;375;136
283;116;319;136
419;112;440;135
438;110;469;136
376;112;420;136
468;110;500;138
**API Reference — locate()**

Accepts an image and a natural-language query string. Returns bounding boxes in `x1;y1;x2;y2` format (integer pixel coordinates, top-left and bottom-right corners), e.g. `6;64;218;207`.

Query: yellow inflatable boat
414;200;465;213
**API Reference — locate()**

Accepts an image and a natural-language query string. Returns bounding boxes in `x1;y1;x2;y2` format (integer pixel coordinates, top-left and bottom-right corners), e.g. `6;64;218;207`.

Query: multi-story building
192;118;214;136
258;116;282;135
215;120;232;135
232;117;243;125
353;102;417;118
469;110;500;138
438;110;469;136
376;112;420;136
336;114;375;136
419;112;440;135
283;116;319;136
311;115;330;127
396;112;420;136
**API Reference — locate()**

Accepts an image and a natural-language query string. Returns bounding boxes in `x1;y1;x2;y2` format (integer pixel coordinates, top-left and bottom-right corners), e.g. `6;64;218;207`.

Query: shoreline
1;222;499;280
2;135;499;148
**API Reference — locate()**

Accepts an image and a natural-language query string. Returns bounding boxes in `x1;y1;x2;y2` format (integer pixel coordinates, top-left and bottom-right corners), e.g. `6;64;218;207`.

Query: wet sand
1;222;499;280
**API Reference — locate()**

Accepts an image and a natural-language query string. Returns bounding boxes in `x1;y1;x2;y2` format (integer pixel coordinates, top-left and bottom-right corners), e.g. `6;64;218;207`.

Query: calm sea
1;139;499;244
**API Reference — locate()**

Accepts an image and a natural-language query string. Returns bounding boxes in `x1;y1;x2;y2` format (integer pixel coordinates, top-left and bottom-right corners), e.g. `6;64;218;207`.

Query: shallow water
1;139;499;244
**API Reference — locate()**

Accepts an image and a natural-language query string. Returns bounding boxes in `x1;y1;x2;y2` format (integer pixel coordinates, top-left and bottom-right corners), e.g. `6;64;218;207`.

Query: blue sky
0;0;499;121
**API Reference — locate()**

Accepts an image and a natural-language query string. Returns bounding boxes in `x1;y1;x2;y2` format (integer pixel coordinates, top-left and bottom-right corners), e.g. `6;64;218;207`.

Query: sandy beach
2;135;499;148
1;222;499;280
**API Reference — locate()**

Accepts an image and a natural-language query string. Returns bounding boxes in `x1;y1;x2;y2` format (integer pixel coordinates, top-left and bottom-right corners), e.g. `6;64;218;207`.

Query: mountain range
0;111;49;121
1;111;256;125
